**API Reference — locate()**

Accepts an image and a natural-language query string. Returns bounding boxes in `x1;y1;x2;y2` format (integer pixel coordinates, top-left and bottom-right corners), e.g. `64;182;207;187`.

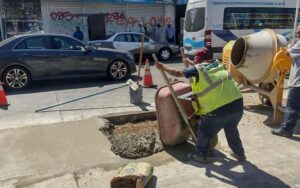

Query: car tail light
204;30;212;47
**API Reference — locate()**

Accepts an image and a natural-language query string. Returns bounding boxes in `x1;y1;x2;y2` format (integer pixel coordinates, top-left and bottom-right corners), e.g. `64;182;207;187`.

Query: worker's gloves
155;61;165;71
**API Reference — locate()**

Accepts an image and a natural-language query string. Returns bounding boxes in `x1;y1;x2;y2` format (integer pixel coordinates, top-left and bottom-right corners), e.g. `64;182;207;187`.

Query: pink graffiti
105;12;172;27
50;11;74;21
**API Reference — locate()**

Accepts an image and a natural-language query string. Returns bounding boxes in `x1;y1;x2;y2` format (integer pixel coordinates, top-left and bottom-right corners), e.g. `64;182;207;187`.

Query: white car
89;32;180;61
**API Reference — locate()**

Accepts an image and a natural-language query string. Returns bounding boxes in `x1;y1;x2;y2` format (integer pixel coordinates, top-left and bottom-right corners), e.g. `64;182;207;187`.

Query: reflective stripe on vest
191;62;242;115
194;64;232;97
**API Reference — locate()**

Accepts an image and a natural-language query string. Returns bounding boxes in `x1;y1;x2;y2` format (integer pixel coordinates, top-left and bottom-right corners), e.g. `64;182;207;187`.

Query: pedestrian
154;54;246;163
138;22;145;34
73;26;84;41
271;26;300;138
154;23;163;42
166;24;175;44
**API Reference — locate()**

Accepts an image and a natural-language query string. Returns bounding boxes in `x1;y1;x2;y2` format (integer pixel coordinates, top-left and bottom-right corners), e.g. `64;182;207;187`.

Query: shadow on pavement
244;104;300;142
165;142;290;188
243;104;274;126
6;75;141;96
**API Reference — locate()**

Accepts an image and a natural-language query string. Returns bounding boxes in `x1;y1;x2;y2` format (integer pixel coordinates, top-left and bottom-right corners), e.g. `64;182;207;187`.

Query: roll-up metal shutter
84;3;165;37
42;0;169;41
43;0;87;38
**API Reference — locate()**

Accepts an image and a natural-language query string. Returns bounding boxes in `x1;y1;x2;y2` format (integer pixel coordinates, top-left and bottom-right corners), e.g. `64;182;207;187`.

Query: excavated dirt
100;120;164;159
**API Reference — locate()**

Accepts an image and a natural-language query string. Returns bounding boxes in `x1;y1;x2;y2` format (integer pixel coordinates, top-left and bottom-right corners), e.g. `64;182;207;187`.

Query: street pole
292;0;300;44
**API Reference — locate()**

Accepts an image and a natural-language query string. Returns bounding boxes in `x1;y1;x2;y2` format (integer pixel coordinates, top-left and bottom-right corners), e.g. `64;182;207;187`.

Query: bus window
185;8;205;32
224;7;298;30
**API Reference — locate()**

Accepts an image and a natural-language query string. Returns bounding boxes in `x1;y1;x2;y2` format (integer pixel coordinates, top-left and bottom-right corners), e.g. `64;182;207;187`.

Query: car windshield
185;7;205;32
0;36;17;48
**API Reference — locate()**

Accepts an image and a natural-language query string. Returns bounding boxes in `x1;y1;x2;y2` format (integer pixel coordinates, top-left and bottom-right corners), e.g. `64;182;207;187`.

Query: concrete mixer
222;29;292;123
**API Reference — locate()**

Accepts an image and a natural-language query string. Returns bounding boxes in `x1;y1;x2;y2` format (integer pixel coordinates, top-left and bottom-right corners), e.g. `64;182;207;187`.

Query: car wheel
258;83;274;106
158;48;172;61
108;60;129;80
3;66;31;90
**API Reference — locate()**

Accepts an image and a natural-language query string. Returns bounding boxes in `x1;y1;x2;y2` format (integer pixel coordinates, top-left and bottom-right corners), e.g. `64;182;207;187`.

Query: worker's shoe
187;152;208;164
271;128;293;138
230;152;246;162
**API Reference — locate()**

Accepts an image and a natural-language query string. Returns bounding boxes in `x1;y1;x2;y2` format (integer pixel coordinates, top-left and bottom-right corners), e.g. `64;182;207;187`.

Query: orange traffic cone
0;82;8;107
143;59;155;88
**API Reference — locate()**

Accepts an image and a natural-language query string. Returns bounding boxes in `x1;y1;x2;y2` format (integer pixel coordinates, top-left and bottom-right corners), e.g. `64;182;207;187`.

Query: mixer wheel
258;83;274;106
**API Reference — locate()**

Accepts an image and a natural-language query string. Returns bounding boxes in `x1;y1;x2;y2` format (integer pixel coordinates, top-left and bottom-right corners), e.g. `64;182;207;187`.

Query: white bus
184;0;299;59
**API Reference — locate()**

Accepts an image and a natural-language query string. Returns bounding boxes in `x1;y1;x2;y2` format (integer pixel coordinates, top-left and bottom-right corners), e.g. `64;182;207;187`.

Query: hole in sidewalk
100;112;164;159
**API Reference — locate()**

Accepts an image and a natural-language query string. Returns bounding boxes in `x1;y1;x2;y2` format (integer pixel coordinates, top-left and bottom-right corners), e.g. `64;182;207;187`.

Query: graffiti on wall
49;11;173;39
105;12;172;27
49;11;87;35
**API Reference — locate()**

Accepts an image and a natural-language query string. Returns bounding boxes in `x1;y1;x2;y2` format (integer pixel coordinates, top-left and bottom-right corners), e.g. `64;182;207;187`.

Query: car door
112;34;136;52
49;36;102;76
13;36;61;78
131;34;156;55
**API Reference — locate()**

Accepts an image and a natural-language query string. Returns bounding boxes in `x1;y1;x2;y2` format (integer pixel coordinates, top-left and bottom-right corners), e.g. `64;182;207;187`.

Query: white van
184;0;298;59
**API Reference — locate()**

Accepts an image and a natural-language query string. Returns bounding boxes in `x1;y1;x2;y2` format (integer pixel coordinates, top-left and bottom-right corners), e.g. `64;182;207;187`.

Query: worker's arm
155;61;185;77
182;58;195;66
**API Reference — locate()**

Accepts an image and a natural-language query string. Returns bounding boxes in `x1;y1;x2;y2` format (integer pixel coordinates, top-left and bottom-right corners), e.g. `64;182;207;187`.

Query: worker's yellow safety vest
191;62;242;115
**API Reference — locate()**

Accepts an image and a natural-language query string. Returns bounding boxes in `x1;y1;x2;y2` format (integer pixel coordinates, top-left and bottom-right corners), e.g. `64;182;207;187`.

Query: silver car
89;32;180;61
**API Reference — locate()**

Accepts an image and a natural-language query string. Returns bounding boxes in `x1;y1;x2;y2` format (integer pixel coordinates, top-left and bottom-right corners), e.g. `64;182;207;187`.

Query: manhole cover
100;120;164;159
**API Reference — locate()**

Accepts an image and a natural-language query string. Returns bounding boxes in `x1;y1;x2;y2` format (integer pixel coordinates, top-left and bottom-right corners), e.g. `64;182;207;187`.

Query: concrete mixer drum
226;29;292;123
231;29;287;84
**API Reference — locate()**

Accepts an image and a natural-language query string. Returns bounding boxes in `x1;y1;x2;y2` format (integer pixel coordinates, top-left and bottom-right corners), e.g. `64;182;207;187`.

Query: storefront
41;0;175;41
0;0;175;42
0;0;43;40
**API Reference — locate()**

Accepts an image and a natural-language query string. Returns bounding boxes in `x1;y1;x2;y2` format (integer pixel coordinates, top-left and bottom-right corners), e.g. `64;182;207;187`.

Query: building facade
0;0;178;42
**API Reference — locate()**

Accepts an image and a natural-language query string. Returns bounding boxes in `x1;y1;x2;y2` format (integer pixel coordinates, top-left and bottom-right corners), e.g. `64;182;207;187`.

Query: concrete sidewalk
1;104;300;188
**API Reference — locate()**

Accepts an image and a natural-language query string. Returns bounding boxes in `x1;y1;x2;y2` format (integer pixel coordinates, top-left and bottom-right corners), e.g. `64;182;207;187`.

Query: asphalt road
0;57;186;130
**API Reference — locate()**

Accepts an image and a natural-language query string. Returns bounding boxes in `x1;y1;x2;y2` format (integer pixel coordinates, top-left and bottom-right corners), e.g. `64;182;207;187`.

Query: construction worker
185;47;212;65
154;56;246;163
271;26;300;138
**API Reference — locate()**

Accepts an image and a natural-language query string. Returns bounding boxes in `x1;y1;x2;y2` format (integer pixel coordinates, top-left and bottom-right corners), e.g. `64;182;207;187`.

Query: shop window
2;0;42;38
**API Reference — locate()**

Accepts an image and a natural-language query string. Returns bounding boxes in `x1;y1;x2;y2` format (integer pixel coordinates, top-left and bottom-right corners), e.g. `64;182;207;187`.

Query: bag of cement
111;162;154;188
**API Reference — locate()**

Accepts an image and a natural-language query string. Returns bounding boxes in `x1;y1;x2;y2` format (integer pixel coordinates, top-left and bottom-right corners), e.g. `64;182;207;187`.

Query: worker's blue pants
280;87;300;133
196;99;245;156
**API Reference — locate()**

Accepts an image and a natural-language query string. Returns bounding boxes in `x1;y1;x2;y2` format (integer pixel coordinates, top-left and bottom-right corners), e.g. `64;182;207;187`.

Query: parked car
89;32;180;61
0;33;136;90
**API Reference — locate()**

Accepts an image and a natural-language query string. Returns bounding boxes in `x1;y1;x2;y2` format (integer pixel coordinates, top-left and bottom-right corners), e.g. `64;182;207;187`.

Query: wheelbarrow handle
152;53;197;142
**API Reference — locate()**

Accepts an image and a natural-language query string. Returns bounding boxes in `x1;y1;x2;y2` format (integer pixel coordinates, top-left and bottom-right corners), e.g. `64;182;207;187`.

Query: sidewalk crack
55;92;64;123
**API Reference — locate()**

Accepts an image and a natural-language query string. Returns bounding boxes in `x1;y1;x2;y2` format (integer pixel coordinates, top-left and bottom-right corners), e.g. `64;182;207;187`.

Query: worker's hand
155;61;165;70
187;57;194;65
287;43;293;49
182;57;188;64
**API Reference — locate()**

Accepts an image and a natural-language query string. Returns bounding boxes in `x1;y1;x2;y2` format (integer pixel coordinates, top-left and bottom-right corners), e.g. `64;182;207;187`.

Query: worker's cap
288;42;300;58
194;47;212;63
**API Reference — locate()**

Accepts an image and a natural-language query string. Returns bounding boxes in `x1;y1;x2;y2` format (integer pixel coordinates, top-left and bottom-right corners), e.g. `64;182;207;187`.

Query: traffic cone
143;59;155;88
0;82;8;107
